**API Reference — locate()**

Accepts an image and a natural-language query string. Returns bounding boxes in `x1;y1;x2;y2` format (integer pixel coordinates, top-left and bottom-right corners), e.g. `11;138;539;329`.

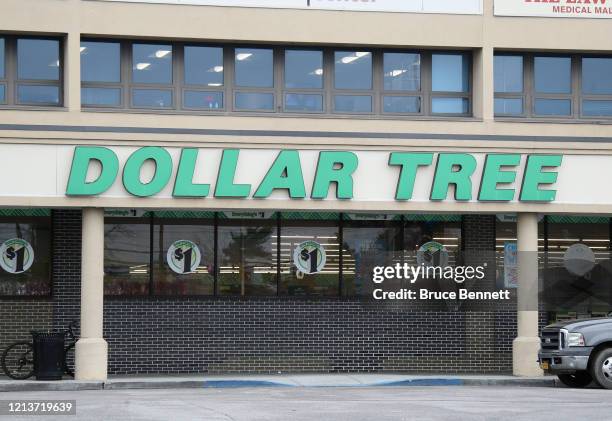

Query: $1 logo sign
167;240;201;274
293;241;326;275
0;238;34;274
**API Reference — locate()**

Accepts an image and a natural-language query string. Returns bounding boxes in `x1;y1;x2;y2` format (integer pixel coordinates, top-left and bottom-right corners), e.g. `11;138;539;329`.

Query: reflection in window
334;95;372;113
82;87;121;107
17;39;60;81
235;92;274;110
184;46;223;87
534;56;571;94
285;93;323;112
285;50;323;89
0;218;51;296
383;53;420;91
342;221;402;296
217;220;277;296
583;100;612;117
494;55;523;93
432;54;469;92
81;41;121;83
235;48;273;88
432;97;469;114
383;96;420;113
280;219;340;296
334;51;372;90
132;89;172;108
184;91;223;109
534;98;571;116
17;85;60;105
152;222;214;295
132;43;173;84
495;98;523;116
104;220;150;295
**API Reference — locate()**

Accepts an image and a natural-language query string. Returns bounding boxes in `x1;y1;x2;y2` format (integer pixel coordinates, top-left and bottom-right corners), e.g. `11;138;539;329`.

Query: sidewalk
0;373;558;392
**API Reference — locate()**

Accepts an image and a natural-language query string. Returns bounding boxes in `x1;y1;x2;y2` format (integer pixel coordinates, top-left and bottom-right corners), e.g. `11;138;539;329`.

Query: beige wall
0;0;611;213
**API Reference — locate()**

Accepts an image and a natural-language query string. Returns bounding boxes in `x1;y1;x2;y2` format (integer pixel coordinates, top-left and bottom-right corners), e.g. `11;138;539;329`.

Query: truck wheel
591;348;612;389
557;371;592;388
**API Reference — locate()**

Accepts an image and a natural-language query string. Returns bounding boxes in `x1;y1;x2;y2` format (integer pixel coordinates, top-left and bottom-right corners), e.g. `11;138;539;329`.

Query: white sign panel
91;0;483;14
495;0;612;18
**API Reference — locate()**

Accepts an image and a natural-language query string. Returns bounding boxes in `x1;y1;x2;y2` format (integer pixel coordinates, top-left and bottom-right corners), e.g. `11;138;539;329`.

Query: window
494;53;612;119
79;39;472;117
0;216;51;296
131;43;173;108
217;218;278;295
284;49;324;112
234;47;274;111
104;219;151;295
382;52;421;114
333;51;373;113
582;58;612;117
431;53;470;115
81;41;121;107
184;45;224;110
494;55;523;116
0;37;63;107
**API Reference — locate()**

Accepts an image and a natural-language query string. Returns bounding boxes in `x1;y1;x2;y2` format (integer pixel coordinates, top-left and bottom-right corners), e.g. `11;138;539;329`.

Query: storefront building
1;0;612;380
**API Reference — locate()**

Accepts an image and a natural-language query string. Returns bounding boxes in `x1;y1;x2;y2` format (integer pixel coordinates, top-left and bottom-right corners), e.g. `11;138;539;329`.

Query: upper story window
494;52;612;119
80;39;473;118
0;36;62;107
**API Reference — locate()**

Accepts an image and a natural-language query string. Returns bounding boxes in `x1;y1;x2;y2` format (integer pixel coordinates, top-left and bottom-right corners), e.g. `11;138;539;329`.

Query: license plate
540;361;549;370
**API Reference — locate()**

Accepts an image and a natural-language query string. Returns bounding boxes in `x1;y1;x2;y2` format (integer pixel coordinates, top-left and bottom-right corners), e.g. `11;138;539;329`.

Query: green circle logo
0;238;34;274
166;240;201;274
417;241;449;267
293;241;326;274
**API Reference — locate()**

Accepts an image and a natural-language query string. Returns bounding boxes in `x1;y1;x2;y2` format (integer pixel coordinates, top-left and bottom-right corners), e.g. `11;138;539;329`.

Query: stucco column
75;208;107;380
513;213;543;377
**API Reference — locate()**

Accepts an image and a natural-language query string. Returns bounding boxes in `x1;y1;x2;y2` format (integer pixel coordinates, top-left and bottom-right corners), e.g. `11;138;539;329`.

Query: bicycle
1;321;78;380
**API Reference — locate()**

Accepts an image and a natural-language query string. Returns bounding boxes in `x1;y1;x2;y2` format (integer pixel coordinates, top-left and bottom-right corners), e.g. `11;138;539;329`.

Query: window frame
380;49;424;116
80;38;124;109
281;47;326;114
579;55;612;119
181;42;227;112
493;52;526;118
0;35;64;108
231;45;277;113
429;51;472;117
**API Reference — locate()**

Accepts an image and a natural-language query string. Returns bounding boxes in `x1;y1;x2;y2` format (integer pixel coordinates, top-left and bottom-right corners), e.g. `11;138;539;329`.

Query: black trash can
31;331;65;380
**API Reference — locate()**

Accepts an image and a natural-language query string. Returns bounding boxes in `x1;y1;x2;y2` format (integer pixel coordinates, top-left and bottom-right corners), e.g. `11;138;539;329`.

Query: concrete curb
0;376;558;392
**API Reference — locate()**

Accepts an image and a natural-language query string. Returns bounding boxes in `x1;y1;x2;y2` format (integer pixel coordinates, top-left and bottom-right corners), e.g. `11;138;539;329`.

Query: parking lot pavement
1;386;611;421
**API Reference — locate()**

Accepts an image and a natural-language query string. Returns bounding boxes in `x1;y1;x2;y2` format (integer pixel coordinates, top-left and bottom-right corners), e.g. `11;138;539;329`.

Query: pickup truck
539;317;612;388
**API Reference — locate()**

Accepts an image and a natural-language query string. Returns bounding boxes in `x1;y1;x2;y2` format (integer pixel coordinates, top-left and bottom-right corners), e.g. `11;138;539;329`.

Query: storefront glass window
0;217;51;296
342;217;402;296
279;217;340;296
152;221;214;295
217;219;277;296
104;219;150;295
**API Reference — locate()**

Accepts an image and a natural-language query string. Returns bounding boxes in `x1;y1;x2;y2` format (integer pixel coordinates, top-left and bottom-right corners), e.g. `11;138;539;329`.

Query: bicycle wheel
1;342;35;380
64;343;75;377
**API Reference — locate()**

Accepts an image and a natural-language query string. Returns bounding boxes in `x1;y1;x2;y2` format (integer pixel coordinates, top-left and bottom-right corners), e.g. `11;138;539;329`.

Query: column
64;31;81;112
75;208;107;380
512;213;542;377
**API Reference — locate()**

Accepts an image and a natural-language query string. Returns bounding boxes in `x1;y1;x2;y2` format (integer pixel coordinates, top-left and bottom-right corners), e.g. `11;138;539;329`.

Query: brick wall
0;300;52;357
45;212;520;375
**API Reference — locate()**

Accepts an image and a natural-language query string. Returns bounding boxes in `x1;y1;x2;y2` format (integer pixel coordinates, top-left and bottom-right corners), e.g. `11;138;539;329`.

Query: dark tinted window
383;53;420;91
285;50;323;89
582;58;612;95
235;48;273;88
17;39;60;80
334;51;372;90
132;43;172;84
81;41;120;83
534;56;571;94
184;46;223;86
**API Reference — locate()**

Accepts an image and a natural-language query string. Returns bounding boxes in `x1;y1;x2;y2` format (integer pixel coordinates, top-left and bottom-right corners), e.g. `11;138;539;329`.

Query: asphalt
0;373;558;392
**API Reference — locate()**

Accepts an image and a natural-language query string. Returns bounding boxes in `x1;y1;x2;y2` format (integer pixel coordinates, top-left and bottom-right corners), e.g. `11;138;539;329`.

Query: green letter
173;148;210;198
478;154;521;201
214;149;251;198
311;151;358;199
254;150;306;199
520;154;562;202
122;147;173;197
389;152;433;200
66;146;119;196
430;153;477;201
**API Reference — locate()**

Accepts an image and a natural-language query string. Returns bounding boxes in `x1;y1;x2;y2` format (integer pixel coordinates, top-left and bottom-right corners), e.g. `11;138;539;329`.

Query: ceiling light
236;53;252;61
154;50;171;58
388;69;407;77
341;56;359;64
136;62;151;70
211;65;224;73
313;68;323;76
207;83;222;87
355;52;370;58
80;46;87;53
